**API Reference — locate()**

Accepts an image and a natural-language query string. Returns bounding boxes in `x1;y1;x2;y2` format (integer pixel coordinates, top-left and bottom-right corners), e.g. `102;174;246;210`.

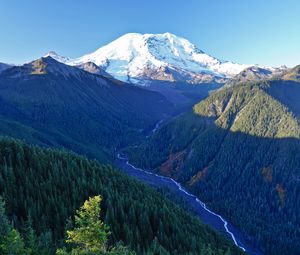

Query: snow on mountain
44;51;70;64
46;33;283;85
67;33;249;84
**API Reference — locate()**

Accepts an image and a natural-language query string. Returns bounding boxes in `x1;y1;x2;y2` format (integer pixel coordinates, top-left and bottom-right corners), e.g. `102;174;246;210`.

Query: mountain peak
1;56;114;90
45;51;59;57
44;51;70;64
66;32;248;84
111;32;183;41
2;56;83;79
30;56;76;75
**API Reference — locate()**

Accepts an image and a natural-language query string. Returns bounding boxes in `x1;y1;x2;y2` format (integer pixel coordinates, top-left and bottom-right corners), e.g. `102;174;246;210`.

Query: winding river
115;153;262;255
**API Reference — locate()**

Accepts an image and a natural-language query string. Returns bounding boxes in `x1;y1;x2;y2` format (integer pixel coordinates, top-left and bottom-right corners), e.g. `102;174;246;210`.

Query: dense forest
0;136;244;255
125;80;300;255
0;195;135;255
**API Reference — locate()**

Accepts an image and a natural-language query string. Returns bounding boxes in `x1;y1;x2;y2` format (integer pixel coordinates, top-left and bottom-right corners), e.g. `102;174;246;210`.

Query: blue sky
0;0;299;66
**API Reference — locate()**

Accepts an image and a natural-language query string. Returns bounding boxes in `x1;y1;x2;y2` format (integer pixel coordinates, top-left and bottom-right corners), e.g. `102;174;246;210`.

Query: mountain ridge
0;56;174;162
224;66;286;87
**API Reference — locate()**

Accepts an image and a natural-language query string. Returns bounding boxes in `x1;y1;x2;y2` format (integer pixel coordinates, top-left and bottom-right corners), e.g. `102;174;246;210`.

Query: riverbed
115;153;262;255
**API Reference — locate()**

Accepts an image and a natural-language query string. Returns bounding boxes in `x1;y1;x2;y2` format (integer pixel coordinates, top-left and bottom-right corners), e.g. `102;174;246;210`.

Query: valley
125;77;300;255
115;153;262;255
0;29;299;255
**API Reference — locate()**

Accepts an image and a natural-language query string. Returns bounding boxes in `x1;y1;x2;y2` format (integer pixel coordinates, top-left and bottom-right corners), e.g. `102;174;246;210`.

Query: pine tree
0;197;11;238
57;195;135;255
22;215;38;255
0;196;28;255
66;195;109;253
1;229;28;255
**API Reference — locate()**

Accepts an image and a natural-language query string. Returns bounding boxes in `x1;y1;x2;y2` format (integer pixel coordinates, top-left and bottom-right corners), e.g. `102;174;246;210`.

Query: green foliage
64;196;109;254
0;197;11;238
57;196;135;255
22;215;39;255
0;137;243;255
0;197;28;255
126;81;300;255
193;82;300;138
1;229;28;255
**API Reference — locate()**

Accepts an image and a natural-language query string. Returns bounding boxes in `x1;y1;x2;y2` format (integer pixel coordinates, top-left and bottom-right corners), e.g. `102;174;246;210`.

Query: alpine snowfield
46;33;250;84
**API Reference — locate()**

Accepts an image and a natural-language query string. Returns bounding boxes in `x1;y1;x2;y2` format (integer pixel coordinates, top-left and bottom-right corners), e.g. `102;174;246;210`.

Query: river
115;153;262;255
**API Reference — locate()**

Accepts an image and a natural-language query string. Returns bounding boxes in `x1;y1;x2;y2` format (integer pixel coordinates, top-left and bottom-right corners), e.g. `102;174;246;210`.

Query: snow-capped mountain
44;51;70;64
46;33;286;85
46;33;251;85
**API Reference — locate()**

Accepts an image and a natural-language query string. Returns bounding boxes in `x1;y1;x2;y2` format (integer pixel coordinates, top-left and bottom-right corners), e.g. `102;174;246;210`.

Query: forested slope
125;80;300;255
0;57;173;162
0;136;244;255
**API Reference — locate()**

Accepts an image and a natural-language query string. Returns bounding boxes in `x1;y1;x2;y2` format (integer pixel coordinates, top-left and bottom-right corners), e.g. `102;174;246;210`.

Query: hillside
0;57;173;162
281;65;300;82
224;66;285;88
0;136;244;255
125;79;300;255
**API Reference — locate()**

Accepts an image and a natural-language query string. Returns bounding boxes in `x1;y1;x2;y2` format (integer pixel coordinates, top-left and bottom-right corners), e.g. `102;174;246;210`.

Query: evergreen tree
57;195;135;255
0;197;11;238
0;196;28;255
22;215;38;255
1;229;28;255
65;195;109;253
0;137;244;255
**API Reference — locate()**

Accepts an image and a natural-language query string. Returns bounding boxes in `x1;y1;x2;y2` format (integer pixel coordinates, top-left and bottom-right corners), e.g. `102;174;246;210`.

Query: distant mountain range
42;33;285;85
1;33;291;87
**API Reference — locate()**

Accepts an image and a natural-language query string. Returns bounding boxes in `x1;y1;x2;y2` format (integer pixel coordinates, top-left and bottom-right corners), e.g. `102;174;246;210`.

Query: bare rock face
76;62;113;79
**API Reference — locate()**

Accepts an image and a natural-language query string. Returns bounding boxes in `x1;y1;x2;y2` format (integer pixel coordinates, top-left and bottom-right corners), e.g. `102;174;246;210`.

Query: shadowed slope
125;79;300;255
0;57;173;161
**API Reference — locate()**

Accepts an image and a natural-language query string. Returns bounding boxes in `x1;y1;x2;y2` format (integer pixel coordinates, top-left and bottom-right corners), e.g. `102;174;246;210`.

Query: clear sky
0;0;299;66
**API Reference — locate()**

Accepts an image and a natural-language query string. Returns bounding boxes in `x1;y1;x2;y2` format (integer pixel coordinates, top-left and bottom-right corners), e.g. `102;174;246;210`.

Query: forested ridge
0;57;174;162
125;80;300;255
0;136;244;255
